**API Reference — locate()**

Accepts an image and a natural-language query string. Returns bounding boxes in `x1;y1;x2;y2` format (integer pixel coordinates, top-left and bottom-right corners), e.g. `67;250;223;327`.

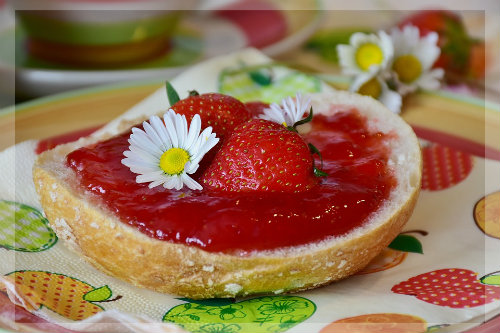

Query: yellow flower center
358;78;382;99
159;148;190;175
355;43;384;71
393;54;422;83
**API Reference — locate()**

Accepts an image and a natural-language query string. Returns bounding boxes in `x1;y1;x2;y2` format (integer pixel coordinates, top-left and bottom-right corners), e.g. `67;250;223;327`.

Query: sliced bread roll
33;91;422;299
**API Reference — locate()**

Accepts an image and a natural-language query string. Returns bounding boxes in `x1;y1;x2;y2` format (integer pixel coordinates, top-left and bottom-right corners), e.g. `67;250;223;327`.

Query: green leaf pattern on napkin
0;200;57;252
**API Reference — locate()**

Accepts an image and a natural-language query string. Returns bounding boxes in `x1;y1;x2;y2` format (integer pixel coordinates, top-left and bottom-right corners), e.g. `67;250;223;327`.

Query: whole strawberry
167;83;251;140
201;119;318;192
392;268;500;308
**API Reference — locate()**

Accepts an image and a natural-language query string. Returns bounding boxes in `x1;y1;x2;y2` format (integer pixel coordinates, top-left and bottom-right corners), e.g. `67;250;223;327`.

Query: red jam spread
66;108;396;254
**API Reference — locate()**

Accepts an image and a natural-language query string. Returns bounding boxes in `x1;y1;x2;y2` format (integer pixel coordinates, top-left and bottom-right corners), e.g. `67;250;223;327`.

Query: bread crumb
336;251;343;256
207;279;213;286
51;183;57;189
326;262;335;267
186;260;194;266
90;222;99;229
224;283;242;295
49;192;57;202
273;289;284;294
290;270;299;275
338;260;346;268
202;265;214;272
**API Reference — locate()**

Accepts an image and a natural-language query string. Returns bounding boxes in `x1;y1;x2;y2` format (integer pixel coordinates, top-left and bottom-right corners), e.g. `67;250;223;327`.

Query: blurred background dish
0;0;323;102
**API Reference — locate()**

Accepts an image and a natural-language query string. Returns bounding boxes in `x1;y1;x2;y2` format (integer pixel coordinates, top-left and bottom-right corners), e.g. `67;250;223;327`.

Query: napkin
1;48;499;333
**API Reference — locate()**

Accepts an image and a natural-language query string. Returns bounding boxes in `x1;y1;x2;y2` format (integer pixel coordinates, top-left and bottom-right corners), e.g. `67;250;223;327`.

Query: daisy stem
292;107;314;130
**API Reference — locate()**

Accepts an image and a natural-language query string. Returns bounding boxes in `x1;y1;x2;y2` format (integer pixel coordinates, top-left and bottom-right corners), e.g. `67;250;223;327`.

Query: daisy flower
122;109;219;191
260;92;311;127
337;31;394;76
351;72;402;114
390;25;444;95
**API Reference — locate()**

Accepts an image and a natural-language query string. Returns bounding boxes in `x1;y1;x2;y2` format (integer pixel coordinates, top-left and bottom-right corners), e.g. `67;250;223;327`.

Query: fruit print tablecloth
1;49;499;333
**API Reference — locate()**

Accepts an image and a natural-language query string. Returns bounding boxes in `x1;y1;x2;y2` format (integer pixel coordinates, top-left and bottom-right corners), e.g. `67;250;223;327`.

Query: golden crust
33;91;422;299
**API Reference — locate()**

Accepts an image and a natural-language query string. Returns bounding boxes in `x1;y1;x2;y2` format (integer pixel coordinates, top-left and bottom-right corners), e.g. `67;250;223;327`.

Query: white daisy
122;109;219;191
390;25;444;95
337;31;394;76
351;73;402;114
259;92;311;127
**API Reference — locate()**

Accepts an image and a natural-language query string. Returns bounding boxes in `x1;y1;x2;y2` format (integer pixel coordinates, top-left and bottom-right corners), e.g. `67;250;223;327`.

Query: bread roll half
33;91;422;299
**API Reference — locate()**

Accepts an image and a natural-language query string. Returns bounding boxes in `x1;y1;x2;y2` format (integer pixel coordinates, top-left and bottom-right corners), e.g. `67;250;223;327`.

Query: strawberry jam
66;109;396;254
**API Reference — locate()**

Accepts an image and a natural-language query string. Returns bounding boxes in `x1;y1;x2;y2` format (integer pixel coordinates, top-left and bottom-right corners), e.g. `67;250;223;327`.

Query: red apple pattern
392;268;500;308
421;143;473;191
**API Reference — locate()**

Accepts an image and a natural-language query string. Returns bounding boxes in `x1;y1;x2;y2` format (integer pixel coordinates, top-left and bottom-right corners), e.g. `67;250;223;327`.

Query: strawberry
167;83;251;140
467;40;486;79
244;101;270;118
392;268;500;308
200;119;318;192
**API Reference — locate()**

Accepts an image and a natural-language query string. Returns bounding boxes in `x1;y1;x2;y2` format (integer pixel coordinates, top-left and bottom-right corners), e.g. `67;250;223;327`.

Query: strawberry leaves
166;81;181;106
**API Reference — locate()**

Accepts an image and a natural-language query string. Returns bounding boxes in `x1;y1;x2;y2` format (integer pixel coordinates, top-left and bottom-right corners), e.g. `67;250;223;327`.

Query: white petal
122;158;159;174
162;176;179;190
142;119;164;149
150;115;172;150
163;110;179;147
173;176;184;190
185;161;199;174
416;68;444;91
260;104;287;124
130;128;164;156
175;113;187;148
185;114;201;151
136;170;165;183
126;145;160;165
337;44;359;75
377;30;394;69
379;88;403;114
198;130;219;155
414;32;441;70
181;173;203;190
148;179;166;188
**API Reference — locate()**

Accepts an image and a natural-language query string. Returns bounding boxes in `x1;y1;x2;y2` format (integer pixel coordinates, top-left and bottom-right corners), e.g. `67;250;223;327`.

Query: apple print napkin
1;48;500;333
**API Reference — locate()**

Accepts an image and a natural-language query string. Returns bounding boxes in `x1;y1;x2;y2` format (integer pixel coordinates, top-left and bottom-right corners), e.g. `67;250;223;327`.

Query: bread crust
33;91;422;299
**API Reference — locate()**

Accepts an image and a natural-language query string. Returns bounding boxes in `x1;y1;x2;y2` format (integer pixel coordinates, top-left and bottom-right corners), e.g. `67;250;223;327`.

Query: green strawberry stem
166;81;181;106
308;143;327;178
288;107;328;178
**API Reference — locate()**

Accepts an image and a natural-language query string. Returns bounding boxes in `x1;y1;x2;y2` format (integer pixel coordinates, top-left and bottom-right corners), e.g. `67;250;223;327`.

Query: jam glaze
66;108;396;254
